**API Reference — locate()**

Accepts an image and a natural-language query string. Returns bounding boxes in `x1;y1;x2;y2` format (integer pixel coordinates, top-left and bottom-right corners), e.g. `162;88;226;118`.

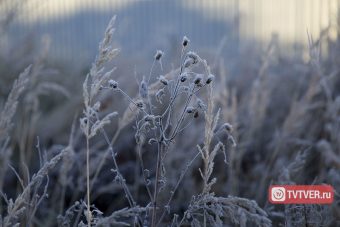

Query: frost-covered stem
202;85;214;191
4;147;68;226
203;151;209;189
151;141;163;227
170;85;195;140
156;151;200;226
117;88;149;115
137;145;153;200
95;123;145;225
161;74;181;119
98;125;135;207
89;127;121;192
147;60;156;85
86;119;91;227
178;210;189;226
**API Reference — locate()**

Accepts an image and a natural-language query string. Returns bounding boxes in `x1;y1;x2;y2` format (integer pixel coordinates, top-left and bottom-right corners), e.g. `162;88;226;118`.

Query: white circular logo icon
271;187;286;202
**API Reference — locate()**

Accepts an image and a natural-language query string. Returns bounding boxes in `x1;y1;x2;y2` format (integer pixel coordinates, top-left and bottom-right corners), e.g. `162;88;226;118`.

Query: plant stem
86;134;91;227
151;141;163;227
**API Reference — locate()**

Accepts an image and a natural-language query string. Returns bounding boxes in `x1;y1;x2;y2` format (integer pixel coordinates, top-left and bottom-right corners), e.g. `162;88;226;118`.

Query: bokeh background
1;0;339;66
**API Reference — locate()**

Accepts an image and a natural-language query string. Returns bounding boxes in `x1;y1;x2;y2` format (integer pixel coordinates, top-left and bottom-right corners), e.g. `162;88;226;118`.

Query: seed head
206;74;215;84
186;106;195;114
221;123;233;132
158;75;168;85
154;50;164;61
81;118;88;125
186;52;199;64
144;115;155;122
194;74;203;85
136;101;144;109
182;36;190;47
183;51;200;68
108;79;118;89
180;74;187;82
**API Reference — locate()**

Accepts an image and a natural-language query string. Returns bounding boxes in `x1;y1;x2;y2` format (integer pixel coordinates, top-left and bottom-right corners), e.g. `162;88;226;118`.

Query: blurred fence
0;0;339;61
184;0;339;57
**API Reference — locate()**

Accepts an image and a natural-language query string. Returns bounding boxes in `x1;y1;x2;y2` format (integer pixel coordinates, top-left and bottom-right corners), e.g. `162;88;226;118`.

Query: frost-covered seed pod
186;106;195;114
158;75;168;85
222;123;233;132
144;115;155;122
186;51;199;64
108;79;118;89
180;74;187;82
136;101;144;109
206;74;215;84
182;36;190;47
194;74;203;85
154;50;164;60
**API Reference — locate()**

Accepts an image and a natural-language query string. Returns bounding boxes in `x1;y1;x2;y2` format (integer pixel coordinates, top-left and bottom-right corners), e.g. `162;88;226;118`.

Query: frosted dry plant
80;16;122;226
0;67;74;226
77;15;272;227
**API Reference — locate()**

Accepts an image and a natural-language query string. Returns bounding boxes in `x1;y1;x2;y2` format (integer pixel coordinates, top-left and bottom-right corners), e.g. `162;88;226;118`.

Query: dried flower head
186;51;199;64
180;74;188;82
108;79;118;89
182;36;190;47
136;101;144;109
221;123;233;132
183;52;200;68
154;50;164;61
158;75;168;85
186;106;196;114
206;74;215;84
194;74;203;85
144;115;155;122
